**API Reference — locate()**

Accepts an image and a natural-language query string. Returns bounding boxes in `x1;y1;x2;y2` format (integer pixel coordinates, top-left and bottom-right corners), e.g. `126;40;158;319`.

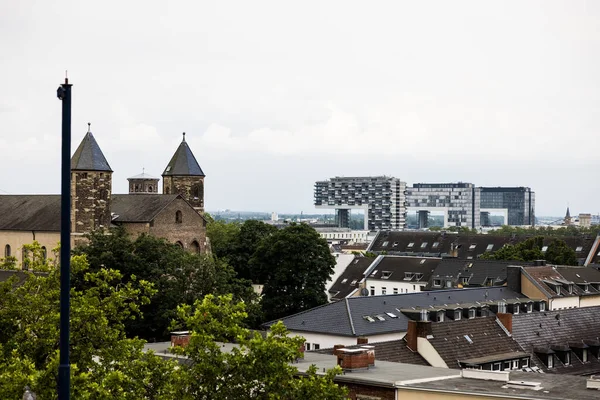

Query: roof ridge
345;298;356;336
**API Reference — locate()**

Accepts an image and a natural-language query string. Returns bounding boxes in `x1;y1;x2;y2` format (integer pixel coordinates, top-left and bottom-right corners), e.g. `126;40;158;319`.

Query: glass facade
480;187;535;226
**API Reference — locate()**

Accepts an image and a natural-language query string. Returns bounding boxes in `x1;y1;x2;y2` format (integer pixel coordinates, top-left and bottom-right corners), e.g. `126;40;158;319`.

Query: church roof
128;172;159;180
111;194;179;222
162;133;205;177
0;195;61;231
71;126;112;172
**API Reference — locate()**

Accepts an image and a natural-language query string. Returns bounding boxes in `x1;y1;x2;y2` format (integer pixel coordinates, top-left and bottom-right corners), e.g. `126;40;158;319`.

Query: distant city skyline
1;1;599;216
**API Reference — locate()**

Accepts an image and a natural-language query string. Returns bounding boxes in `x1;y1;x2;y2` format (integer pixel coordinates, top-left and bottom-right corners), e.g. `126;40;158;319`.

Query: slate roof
512;306;600;375
162;135;205;176
71;132;112;171
111;194;180;222
522;266;600;299
329;257;375;301
369;256;441;283
315;340;429;365
265;286;522;337
369;231;596;264
128;172;159;180
428;317;525;369
428;259;532;289
0;195;61;231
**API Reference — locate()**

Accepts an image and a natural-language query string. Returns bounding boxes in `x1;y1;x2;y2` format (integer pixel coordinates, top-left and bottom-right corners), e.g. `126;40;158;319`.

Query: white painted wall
365;278;426;295
327;254;357;301
289;330;406;350
580;295;600;308
550;296;580;310
319;230;370;242
417;337;448;368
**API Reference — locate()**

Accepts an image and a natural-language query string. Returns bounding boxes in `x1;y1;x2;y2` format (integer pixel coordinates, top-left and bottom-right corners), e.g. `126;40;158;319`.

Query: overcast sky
1;1;598;216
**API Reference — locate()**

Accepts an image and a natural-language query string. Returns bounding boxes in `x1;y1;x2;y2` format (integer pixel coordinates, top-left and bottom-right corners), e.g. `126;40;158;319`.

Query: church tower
128;170;159;194
162;132;205;212
71;123;113;234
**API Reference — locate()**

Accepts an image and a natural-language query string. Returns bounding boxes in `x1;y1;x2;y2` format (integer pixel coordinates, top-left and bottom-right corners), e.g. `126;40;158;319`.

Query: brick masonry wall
341;382;395;400
71;171;112;233
162;176;204;211
150;198;207;253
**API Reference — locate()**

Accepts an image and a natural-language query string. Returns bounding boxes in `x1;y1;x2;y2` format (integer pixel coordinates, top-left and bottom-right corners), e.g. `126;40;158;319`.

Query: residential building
480;187;535;226
314;176;407;231
427;259;532;290
405;183;480;229
0;128;208;266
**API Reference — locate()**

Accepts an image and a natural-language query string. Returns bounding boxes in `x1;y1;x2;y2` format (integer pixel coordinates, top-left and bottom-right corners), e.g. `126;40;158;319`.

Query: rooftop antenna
65;70;68;84
87;122;91;133
182;132;186;142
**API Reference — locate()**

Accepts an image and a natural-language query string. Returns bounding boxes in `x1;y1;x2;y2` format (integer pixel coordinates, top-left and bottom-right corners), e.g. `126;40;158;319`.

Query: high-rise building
405;183;481;229
480;187;535;226
314;176;407;231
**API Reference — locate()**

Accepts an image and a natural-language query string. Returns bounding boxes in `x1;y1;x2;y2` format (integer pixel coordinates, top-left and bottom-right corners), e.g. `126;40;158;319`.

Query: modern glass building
480;187;535;226
314;176;407;231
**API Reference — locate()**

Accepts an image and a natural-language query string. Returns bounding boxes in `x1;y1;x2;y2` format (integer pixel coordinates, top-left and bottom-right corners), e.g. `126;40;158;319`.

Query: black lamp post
56;77;72;400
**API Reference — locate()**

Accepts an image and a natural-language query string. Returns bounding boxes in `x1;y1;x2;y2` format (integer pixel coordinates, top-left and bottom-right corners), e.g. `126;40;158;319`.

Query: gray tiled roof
329;257;375;300
428;317;525;369
111;194;180;222
370;256;441;282
266;286;522;337
512;306;600;375
162;136;205;176
315;339;429;365
0;195;61;231
428;259;532;289
71;132;112;171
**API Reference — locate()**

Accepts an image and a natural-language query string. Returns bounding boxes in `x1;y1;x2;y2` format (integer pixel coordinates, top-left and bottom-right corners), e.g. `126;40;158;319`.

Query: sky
0;0;599;216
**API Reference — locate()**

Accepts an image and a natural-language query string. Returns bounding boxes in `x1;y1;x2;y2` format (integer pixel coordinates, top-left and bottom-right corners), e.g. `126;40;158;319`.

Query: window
421;242;428;249
165;186;170;194
583;349;588;363
432;242;439;249
468;244;477;251
497;302;506;314
175;241;184;248
539;302;546;312
306;343;311;351
341;279;348;284
393;288;398;294
175;210;183;224
386;312;398;318
190;241;200;254
381;287;387;295
522;358;529;368
420;259;426;264
382;271;392;279
375;315;385;321
576;246;583;252
4;244;10;258
393;241;399;247
382;241;389;247
526;303;533;313
461;276;469;284
564;352;571;365
370;286;375;296
555;285;561;295
469;309;476;319
433;279;441;287
364;316;375;322
454;310;462;320
404;272;414;280
492;363;501;371
513;304;520;315
503;361;511;371
547;355;554;368
541;246;548;253
446;280;452;288
314;344;320;350
415;273;423;281
407;242;414;249
437;312;445;322
370;270;378;277
568;284;574;294
350;279;357;286
486;244;494;252
81;172;88;179
148;185;153;192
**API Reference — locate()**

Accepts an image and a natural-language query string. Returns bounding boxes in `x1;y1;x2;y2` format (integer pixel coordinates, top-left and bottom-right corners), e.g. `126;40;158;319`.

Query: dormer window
564;352;571;366
526;303;533;313
446;280;452;288
433;279;442;287
547;355;554;368
437;311;445;322
568;284;574;294
404;272;414;280
583;284;590;292
415;273;423;281
555;285;561;295
461;276;470;284
539;302;546;312
497;302;507;314
513;304;520;315
382;271;392;279
454;310;462;320
469;309;476;319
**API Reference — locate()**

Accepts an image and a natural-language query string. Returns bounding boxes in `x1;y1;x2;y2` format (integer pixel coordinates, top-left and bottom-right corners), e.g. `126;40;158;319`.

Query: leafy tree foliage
480;236;578;265
0;255;180;399
227;220;278;283
172;294;347;400
251;223;336;322
74;227;257;340
205;213;241;259
490;224;600;237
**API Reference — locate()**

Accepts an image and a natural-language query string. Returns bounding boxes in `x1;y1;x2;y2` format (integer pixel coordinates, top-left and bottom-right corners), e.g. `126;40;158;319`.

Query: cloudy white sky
1;0;598;216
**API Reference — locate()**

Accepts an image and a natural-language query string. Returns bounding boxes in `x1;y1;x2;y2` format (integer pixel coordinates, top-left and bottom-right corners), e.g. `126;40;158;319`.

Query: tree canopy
480;236;578;265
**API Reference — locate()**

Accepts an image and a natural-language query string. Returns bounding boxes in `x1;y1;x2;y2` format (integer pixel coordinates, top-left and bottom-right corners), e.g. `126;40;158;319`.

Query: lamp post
56;77;72;400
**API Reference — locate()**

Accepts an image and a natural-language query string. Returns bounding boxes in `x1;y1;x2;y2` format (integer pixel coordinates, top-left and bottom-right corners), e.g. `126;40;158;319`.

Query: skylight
364;316;375;322
576;246;583;252
420;259;426;264
350;279;358;285
432;242;439;249
382;241;389;247
486;244;494;252
464;335;473;344
370;270;378;277
468;244;477;251
541;246;548;253
407;242;415;249
375;315;386;321
341;279;348;284
386;312;398;318
421;242;428;249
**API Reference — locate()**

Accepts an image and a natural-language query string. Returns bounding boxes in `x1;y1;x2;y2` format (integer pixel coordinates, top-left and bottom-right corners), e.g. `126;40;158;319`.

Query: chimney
361;345;375;367
337;348;370;371
357;336;369;345
170;331;191;348
497;313;513;334
449;243;459;258
333;344;345;356
506;266;522;294
406;320;418;351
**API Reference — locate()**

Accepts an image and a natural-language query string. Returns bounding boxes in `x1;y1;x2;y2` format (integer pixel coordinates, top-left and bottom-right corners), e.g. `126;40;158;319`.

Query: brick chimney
405;320;433;352
357;336;369;345
361;345;376;366
170;331;191;348
337;348;370;371
497;313;513;334
333;344;345;356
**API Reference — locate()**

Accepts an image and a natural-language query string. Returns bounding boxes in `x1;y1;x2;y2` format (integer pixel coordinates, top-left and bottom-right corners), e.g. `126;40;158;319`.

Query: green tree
251;223;336;322
74;227;255;340
205;214;240;259
480;236;578;265
171;294;347;400
227;220;277;282
0;255;180;399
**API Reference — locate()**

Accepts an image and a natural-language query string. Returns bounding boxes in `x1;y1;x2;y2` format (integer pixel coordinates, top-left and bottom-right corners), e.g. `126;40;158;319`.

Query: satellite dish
361;288;369;296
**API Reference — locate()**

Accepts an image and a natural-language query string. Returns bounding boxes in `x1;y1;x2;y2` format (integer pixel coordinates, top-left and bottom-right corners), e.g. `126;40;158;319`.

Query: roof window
370;270;378;277
407;242;415;249
386;312;398;318
393;241;399;247
486;244;494;252
382;241;389;247
375;315;386;321
541;246;548;253
363;316;375;322
350;279;358;286
404;272;414;280
382;271;392;279
468;244;477;251
420;259;426;264
464;334;473;344
341;279;348;284
576;246;583;252
432;242;439;249
421;242;428;249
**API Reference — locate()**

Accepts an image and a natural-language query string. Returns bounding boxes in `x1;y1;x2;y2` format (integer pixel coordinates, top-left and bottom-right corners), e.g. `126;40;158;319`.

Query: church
0;126;208;267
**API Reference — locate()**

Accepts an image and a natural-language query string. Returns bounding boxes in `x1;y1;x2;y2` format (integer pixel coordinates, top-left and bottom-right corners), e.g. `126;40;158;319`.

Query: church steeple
162;132;205;211
71;123;113;234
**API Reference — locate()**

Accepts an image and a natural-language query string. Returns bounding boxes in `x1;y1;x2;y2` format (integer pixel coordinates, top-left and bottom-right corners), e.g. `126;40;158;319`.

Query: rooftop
162;133;205;177
71;129;112;172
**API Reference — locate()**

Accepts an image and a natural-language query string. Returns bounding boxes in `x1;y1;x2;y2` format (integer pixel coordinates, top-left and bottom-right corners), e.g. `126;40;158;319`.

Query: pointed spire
71;124;112;171
566;207;571;218
162;132;204;176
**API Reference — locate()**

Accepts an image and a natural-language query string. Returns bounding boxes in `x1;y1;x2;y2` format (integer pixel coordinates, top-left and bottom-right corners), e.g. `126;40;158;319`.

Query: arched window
175;241;184;248
4;244;10;258
148;185;153;192
41;246;47;261
176;210;183;224
190;240;200;254
192;183;202;199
